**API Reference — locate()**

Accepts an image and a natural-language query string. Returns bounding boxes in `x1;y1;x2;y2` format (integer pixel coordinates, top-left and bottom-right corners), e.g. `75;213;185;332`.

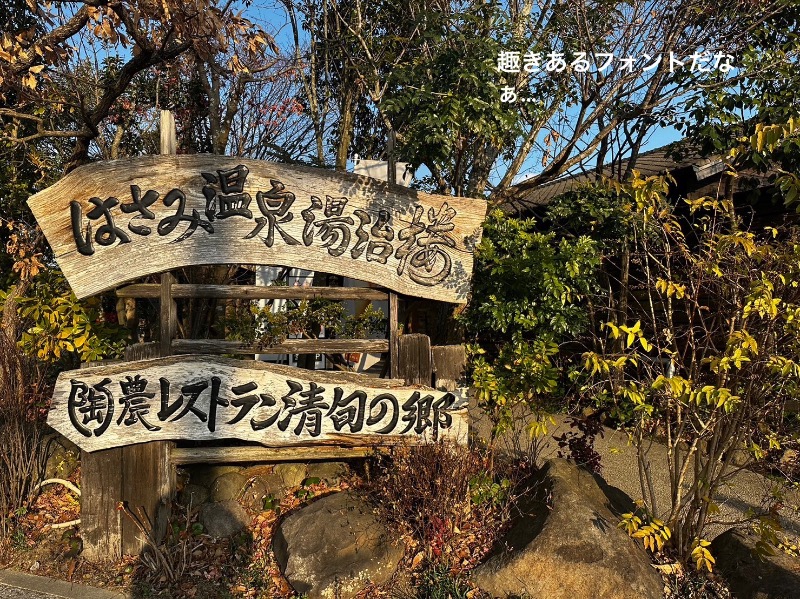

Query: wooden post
81;111;180;558
113;112;178;554
111;272;176;553
160;109;177;156
79;357;123;561
386;130;397;185
80;448;123;561
397;333;432;387
389;291;399;379
431;345;467;391
121;441;173;553
160;272;176;356
82;340;174;557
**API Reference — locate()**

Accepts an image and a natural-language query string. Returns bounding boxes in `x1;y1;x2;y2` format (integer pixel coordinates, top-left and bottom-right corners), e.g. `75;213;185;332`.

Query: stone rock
242;465;275;479
273;491;403;599
712;528;800;599
306;462;348;486
471;458;663;599
199;501;250;538
239;477;271;512
263;472;290;497
728;448;752;468
188;465;242;488
274;463;307;488
179;484;209;509
210;472;249;502
242;466;288;497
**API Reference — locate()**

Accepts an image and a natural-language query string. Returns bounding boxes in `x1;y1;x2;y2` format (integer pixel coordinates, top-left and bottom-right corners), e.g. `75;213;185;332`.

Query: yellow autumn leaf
22;72;36;89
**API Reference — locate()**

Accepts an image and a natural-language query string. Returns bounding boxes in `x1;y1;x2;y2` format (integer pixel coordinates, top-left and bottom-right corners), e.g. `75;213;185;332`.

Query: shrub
0;330;51;554
578;173;800;560
364;442;519;571
414;566;472;599
459;209;600;449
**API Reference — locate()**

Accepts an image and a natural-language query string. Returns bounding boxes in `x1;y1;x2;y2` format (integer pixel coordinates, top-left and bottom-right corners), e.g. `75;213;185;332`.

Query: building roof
500;145;727;215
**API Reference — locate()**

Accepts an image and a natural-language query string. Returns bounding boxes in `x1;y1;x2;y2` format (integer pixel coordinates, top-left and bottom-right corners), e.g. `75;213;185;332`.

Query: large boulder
273;491;404;599
471;458;663;599
712;528;800;599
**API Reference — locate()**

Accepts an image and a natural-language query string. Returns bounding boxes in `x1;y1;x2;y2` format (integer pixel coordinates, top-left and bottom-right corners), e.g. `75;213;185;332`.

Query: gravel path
0;571;127;599
470;407;800;540
0;582;62;599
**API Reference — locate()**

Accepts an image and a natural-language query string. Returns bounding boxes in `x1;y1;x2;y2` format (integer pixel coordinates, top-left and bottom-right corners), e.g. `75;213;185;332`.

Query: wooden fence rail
116;283;389;301
171;338;389;355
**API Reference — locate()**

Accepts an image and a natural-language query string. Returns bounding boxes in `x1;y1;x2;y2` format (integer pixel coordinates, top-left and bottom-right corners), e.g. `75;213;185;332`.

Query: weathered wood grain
170;445;384;464
124;342;160;361
431;345;467;391
86;335;173;557
121;441;172;553
27;155;486;303
389;292;399;379
160;110;177;156
116;283;389;301
160;272;176;357
80;447;122;561
171;338;389;355
48;355;467;452
398;334;433;386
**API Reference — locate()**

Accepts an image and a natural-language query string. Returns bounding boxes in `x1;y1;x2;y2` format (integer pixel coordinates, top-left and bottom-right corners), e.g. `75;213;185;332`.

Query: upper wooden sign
27;156;486;303
47;355;468;452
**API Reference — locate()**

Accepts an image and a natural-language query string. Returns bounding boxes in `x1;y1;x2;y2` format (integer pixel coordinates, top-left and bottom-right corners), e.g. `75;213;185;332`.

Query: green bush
459;209;600;442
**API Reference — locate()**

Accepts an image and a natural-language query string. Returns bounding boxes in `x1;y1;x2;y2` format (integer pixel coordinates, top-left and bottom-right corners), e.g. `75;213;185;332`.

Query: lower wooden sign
47;356;468;452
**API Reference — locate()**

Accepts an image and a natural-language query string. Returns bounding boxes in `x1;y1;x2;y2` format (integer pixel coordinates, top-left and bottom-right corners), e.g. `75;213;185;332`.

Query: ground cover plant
0;445;522;599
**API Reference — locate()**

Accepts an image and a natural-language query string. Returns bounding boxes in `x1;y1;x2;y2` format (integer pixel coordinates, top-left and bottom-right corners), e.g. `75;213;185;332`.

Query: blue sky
246;0;693;188
76;0;694;189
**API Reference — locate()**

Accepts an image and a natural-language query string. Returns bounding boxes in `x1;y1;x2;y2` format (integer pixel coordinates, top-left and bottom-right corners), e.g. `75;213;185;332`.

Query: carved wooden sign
47;355;468;452
27;156;486;303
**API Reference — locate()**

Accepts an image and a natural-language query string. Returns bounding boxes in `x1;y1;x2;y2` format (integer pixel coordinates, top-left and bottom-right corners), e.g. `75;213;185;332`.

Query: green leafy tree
459;209;600;442
675;0;800;207
383;1;518;196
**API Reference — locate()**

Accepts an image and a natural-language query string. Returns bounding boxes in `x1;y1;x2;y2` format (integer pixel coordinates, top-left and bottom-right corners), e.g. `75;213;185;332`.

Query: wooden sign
27;156;486;303
47;355;468;452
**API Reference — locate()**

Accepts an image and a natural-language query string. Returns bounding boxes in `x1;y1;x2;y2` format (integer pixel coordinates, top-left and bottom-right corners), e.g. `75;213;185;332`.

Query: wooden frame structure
116;279;397;360
41;113;472;561
81;271;437;559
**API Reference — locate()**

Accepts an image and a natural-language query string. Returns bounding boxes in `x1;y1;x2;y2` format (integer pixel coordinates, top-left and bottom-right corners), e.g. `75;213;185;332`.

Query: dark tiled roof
501;146;718;214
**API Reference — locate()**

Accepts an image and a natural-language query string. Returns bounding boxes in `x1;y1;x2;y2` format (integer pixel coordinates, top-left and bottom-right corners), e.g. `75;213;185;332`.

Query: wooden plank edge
171;338;390;355
171;445;384;464
117;283;389;301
